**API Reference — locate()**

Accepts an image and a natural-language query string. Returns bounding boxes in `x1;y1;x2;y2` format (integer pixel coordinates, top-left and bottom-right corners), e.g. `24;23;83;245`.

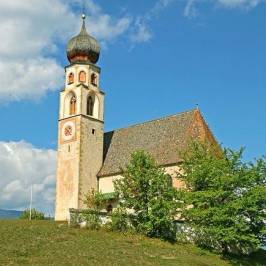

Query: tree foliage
114;150;177;241
83;188;106;211
20;208;45;220
109;207;130;232
82;188;107;230
178;141;266;255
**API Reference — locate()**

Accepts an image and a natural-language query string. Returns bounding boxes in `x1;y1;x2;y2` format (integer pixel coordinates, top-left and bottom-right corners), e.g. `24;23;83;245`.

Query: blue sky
0;0;265;214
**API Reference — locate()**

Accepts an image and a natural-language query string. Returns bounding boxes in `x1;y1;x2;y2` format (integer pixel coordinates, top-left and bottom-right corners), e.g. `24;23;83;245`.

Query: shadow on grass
224;249;266;266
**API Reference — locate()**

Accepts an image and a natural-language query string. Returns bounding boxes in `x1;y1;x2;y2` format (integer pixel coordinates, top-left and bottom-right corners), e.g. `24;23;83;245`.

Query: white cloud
217;0;264;9
184;0;199;18
0;141;56;215
147;0;177;18
0;0;131;103
87;15;131;42
130;19;153;44
0;58;63;102
129;0;176;44
183;0;265;18
1;0;263;103
0;0;264;101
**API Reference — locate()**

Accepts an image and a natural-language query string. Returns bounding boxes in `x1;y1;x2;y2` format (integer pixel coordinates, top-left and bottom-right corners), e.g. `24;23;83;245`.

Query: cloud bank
0;0;264;103
0;141;56;215
184;0;265;18
0;0;131;103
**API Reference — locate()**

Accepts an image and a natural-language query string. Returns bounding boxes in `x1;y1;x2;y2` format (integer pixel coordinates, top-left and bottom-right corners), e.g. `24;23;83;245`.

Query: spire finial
82;0;86;20
81;0;86;32
80;13;86;33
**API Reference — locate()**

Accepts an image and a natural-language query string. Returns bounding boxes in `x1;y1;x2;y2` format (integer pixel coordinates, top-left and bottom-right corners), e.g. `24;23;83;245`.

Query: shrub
83;188;106;211
109;208;130;232
83;189;107;230
20;209;45;220
83;211;101;230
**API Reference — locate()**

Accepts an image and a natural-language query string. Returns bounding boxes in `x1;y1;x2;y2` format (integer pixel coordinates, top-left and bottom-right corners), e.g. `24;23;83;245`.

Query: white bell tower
55;15;104;221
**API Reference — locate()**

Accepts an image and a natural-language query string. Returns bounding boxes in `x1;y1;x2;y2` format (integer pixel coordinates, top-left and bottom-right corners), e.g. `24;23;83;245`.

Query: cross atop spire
81;0;86;31
82;0;86;17
80;13;87;35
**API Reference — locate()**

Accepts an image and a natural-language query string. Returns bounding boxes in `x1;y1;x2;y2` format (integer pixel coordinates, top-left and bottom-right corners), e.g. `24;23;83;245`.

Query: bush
109;208;130;232
83;211;101;230
83;189;107;230
83;188;106;211
20;209;45;220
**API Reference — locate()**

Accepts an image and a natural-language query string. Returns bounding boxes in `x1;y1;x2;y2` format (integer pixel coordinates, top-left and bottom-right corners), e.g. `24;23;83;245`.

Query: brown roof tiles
98;109;209;177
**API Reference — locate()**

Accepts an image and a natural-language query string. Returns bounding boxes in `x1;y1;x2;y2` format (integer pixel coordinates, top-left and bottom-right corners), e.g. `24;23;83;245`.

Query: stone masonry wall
78;116;104;209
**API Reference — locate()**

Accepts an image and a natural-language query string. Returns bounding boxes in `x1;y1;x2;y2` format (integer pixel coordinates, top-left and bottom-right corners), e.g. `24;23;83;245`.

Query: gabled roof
98;109;217;177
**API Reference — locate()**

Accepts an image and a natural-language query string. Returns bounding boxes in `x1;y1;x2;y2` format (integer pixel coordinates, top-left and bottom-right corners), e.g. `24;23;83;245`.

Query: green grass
0;220;265;266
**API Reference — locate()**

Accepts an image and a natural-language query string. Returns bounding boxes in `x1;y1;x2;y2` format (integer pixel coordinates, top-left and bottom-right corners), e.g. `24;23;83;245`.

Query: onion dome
67;14;100;64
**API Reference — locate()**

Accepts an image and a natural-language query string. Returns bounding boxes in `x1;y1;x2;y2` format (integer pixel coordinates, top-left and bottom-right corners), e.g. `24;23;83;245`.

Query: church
55;15;218;221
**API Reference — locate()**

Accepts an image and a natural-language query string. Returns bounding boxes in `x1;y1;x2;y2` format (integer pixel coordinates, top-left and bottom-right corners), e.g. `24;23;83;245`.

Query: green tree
178;141;266;255
109;207;130;232
83;188;106;211
20;208;45;220
82;188;106;230
114;150;177;241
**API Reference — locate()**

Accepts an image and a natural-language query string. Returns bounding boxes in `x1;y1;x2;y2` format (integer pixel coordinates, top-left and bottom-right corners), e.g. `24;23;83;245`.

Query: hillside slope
0;221;264;266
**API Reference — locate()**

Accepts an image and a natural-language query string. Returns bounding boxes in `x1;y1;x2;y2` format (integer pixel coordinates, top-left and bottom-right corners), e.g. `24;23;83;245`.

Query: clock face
61;121;76;142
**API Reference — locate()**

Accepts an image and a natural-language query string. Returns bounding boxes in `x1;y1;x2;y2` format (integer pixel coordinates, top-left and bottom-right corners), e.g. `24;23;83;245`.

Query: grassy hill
0;220;265;266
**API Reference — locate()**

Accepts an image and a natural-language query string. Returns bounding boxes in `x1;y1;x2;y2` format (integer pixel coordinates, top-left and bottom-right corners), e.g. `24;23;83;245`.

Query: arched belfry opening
79;71;86;83
64;92;77;117
91;73;97;86
68;72;74;84
70;95;77;115
86;93;100;119
87;96;94;116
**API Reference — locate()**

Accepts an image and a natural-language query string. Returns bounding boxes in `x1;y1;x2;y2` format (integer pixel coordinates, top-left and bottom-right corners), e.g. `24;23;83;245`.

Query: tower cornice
60;83;105;95
58;113;104;124
65;62;101;73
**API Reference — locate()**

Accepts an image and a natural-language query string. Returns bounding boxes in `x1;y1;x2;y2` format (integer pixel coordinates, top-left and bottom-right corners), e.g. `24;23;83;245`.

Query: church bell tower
55;15;104;221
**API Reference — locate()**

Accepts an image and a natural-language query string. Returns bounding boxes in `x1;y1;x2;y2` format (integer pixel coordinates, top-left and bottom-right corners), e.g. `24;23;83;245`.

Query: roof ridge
105;108;198;134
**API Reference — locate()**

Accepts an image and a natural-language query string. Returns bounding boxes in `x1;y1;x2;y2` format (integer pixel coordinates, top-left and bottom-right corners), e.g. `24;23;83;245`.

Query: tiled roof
98;109;201;177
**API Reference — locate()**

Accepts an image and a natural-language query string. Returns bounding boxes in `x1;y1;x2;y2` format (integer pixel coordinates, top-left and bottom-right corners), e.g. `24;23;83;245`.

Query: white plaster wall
98;175;122;193
98;165;186;194
65;64;100;90
55;117;81;221
65;65;89;88
59;86;82;119
164;165;186;189
81;90;103;120
62;63;103;121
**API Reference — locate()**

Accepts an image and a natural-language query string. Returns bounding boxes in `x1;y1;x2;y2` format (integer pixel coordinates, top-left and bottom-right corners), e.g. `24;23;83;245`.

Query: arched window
70;96;77;115
91;73;97;86
79;71;86;83
68;73;74;84
87;96;94;116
